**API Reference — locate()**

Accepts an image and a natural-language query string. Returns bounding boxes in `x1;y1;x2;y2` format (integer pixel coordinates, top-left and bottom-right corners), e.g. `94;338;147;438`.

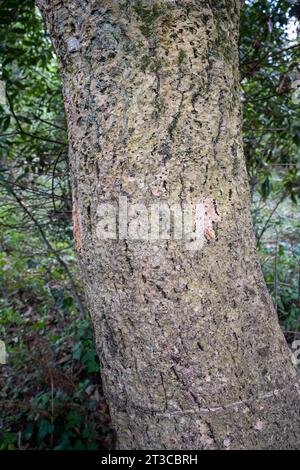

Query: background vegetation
0;0;299;450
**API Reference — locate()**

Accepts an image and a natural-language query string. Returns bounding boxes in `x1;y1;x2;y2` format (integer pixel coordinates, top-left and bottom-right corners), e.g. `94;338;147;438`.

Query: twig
5;91;67;146
294;261;300;342
11;189;86;316
256;193;286;243
274;229;279;315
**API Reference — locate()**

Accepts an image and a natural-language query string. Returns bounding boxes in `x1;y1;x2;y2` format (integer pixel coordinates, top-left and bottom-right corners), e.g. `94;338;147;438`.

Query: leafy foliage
240;0;300;338
0;284;114;449
241;0;300;202
0;0;114;450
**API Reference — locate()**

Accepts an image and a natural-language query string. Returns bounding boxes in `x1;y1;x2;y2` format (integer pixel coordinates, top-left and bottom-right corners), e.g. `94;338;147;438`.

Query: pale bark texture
38;0;300;449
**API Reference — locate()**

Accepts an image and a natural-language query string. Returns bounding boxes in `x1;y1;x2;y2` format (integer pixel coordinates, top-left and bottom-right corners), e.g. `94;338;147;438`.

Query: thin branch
256;193;286;244
5;91;67;146
11;189;86;316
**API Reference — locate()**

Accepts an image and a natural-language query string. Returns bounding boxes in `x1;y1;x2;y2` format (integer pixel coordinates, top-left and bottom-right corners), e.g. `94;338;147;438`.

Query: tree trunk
37;0;300;449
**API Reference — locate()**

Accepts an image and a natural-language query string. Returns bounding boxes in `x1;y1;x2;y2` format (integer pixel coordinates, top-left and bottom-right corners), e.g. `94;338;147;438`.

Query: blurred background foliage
0;0;299;450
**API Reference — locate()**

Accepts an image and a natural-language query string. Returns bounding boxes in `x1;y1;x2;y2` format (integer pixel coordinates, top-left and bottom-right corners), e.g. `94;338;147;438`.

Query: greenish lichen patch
133;1;164;38
178;49;186;67
168;111;180;137
140;55;149;72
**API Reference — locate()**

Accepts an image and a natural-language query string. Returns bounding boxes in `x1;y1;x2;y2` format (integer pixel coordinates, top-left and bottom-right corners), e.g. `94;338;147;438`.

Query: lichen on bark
37;0;300;449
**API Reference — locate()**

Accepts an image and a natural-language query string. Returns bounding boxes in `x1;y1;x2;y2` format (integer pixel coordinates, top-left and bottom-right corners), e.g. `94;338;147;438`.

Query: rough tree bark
37;0;300;449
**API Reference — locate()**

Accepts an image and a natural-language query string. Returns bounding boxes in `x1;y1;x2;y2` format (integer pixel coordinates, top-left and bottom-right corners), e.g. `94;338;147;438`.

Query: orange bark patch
204;199;220;241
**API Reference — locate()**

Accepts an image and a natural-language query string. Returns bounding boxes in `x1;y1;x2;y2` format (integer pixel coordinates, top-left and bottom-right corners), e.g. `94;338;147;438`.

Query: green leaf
66;411;82;431
38;419;54;440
